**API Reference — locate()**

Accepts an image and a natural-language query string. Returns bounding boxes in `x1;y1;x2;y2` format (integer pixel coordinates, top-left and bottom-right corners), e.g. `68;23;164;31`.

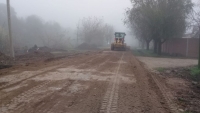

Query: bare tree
79;17;114;47
103;24;114;45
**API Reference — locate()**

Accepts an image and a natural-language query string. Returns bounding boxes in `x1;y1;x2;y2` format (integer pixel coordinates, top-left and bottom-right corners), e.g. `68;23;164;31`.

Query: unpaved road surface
138;56;197;69
0;51;171;113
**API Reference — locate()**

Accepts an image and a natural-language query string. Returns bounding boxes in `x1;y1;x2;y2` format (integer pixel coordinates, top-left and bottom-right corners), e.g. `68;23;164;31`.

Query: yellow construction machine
111;32;127;51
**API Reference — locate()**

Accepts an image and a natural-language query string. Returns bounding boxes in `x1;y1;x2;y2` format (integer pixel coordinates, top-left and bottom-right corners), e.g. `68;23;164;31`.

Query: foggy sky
0;0;132;31
0;0;199;47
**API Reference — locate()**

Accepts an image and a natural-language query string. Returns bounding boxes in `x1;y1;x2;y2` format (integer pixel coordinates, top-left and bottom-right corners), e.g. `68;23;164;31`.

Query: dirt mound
77;43;98;50
161;67;198;81
16;51;54;61
0;52;13;64
0;52;13;69
38;46;52;52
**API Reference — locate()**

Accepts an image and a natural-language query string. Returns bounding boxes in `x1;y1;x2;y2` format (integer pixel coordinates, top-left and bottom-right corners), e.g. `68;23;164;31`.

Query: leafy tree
190;1;200;68
125;0;193;54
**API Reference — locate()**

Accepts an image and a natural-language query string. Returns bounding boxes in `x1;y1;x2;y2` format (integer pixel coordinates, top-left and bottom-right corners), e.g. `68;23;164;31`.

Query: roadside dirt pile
77;43;98;50
0;52;12;69
38;46;52;52
0;52;12;64
161;67;200;82
16;51;54;61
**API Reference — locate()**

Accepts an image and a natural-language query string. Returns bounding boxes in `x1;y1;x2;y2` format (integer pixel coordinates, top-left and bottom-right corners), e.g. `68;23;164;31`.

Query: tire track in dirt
0;79;76;113
12;81;72;113
0;56;95;103
0;53;101;113
0;80;52;113
100;53;124;113
42;81;77;113
149;73;179;113
0;65;61;90
33;53;110;113
0;53;98;91
76;52;107;69
127;55;171;113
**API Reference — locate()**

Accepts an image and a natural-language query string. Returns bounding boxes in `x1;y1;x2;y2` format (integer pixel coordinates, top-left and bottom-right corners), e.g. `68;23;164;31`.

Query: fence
162;38;199;58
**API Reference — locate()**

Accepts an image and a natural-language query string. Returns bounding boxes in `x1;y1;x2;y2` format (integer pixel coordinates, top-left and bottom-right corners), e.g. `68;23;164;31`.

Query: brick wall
162;38;199;58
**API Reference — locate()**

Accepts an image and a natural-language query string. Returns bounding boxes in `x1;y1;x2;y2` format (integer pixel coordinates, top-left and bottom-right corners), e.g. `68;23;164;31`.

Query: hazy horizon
0;0;199;47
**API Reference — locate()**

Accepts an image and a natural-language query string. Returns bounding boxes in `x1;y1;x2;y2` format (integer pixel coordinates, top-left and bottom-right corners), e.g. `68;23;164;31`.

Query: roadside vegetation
190;66;200;81
155;66;200;113
125;0;193;55
155;67;166;73
132;49;158;57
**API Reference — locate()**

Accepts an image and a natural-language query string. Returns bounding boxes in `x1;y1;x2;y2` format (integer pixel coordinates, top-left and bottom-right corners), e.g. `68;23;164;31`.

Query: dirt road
0;51;171;113
138;56;197;69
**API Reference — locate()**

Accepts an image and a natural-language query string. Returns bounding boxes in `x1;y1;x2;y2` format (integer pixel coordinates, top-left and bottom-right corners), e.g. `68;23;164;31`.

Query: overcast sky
0;0;132;31
0;0;198;46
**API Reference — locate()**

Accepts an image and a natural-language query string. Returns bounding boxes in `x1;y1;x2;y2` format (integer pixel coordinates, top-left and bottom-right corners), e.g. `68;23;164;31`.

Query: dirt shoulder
137;56;200;113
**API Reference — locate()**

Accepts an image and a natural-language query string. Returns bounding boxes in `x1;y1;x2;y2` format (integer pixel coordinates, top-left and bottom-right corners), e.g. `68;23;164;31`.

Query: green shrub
183;111;193;113
190;67;200;81
155;67;165;72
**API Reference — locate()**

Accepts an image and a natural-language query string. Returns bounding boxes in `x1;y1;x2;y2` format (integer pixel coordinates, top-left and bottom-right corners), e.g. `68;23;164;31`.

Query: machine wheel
123;46;126;51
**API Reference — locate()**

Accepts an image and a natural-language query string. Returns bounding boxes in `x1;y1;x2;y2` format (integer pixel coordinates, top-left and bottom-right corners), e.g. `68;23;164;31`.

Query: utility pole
76;21;80;46
6;0;15;59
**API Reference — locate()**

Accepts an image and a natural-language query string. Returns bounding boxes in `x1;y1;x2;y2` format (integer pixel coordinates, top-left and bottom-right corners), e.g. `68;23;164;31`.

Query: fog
0;0;199;51
0;0;139;47
0;0;130;30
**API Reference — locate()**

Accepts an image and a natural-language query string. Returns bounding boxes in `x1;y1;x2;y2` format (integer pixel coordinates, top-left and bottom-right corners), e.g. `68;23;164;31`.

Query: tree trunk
157;39;162;55
198;26;200;69
141;41;145;49
154;39;157;53
146;41;149;50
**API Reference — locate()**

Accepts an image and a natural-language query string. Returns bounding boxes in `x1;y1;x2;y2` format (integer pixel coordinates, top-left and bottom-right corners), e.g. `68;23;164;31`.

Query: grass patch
132;49;158;57
182;112;194;113
190;66;200;81
155;67;166;72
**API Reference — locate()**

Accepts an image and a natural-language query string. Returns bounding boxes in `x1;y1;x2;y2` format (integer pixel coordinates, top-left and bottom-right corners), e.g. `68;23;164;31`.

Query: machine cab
114;32;126;43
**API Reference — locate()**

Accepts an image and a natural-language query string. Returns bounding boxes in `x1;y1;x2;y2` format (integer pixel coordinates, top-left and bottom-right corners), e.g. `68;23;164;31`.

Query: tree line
0;3;69;54
125;0;195;55
0;3;114;55
79;17;114;47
